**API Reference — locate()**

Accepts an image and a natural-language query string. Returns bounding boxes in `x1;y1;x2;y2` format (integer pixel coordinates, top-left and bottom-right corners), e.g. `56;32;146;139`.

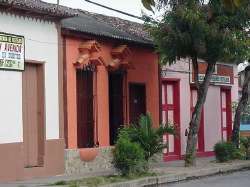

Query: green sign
0;33;25;71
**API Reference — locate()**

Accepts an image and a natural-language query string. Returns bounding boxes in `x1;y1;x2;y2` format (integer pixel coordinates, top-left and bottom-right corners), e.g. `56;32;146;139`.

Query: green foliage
145;0;250;65
241;137;250;149
232;102;250;124
113;113;175;175
214;141;238;162
53;180;67;185
240;137;250;160
233;102;250;124
223;0;246;11
113;132;147;176
185;151;195;167
142;0;155;11
142;0;246;11
120;113;176;161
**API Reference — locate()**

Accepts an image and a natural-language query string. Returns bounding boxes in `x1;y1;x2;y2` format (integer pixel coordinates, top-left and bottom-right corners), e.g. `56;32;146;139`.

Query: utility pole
57;0;60;5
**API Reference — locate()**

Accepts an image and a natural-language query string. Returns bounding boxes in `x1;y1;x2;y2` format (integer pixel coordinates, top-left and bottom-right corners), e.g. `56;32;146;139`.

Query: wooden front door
109;73;124;145
76;69;94;148
162;81;181;160
190;88;205;153
220;89;232;141
23;63;45;167
129;83;146;124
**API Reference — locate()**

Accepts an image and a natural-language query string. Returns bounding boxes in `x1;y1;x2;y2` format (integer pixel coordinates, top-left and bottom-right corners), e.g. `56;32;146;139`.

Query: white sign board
0;33;25;71
198;74;231;84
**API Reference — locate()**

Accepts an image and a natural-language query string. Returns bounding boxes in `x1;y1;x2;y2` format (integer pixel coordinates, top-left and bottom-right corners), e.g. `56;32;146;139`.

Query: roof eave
62;28;155;48
0;3;77;19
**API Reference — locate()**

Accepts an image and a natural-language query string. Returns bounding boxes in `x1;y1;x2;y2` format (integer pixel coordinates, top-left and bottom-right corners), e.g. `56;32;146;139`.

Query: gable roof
0;0;77;18
61;10;153;46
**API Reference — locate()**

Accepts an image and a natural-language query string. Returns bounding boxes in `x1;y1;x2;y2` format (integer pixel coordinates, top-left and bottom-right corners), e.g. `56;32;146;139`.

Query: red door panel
220;89;232;141
162;81;181;161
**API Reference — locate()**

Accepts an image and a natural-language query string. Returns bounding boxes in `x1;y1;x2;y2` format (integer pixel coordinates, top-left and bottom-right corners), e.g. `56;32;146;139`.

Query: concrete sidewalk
1;157;250;187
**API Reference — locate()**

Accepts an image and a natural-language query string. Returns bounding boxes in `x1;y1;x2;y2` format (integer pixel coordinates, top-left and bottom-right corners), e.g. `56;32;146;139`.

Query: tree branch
232;65;250;147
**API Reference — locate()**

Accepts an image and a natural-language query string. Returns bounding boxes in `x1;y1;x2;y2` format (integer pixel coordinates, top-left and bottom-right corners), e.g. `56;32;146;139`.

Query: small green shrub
113;114;175;175
53;180;67;185
113;133;147;176
240;137;250;160
231;148;245;160
120;113;175;161
214;142;237;162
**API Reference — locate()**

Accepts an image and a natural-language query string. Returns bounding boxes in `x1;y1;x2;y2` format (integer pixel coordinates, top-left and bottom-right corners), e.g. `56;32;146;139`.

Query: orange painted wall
65;38;78;148
126;47;160;127
64;36;159;148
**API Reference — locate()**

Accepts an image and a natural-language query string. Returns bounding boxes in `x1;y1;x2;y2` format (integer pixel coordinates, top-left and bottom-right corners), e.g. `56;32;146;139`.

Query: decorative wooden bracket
108;45;133;71
111;45;131;60
74;40;104;69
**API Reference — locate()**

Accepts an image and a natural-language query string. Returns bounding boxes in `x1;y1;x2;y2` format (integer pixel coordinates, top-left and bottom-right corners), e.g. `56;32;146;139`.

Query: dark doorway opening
76;69;94;148
129;83;146;124
109;72;124;145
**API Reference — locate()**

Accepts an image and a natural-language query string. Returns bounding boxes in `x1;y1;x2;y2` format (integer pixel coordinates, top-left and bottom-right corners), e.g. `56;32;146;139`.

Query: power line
84;0;143;20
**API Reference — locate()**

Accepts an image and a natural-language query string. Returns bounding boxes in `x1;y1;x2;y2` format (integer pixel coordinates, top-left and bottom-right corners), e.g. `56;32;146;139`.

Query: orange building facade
61;17;160;171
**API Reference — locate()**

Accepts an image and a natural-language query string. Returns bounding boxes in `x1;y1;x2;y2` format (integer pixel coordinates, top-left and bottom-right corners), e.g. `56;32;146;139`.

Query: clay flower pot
79;148;99;162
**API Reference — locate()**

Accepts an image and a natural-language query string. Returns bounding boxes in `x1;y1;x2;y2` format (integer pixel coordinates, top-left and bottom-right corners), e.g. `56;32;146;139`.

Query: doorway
23;63;45;168
129;83;146;124
190;88;205;153
109;72;124;145
220;88;232;141
162;81;181;160
76;69;94;148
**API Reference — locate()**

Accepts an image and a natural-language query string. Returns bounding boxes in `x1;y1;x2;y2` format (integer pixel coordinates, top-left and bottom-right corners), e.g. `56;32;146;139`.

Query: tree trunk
232;66;250;148
192;57;200;89
185;62;215;167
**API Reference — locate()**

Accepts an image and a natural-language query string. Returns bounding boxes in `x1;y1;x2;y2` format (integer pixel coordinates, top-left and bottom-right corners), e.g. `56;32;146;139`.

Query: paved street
167;170;250;187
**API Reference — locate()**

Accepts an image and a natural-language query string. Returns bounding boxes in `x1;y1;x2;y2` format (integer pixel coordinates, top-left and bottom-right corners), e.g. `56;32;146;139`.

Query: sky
42;0;149;22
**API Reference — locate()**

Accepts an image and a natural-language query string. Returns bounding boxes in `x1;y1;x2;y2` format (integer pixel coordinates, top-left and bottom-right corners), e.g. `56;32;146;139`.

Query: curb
98;163;250;187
